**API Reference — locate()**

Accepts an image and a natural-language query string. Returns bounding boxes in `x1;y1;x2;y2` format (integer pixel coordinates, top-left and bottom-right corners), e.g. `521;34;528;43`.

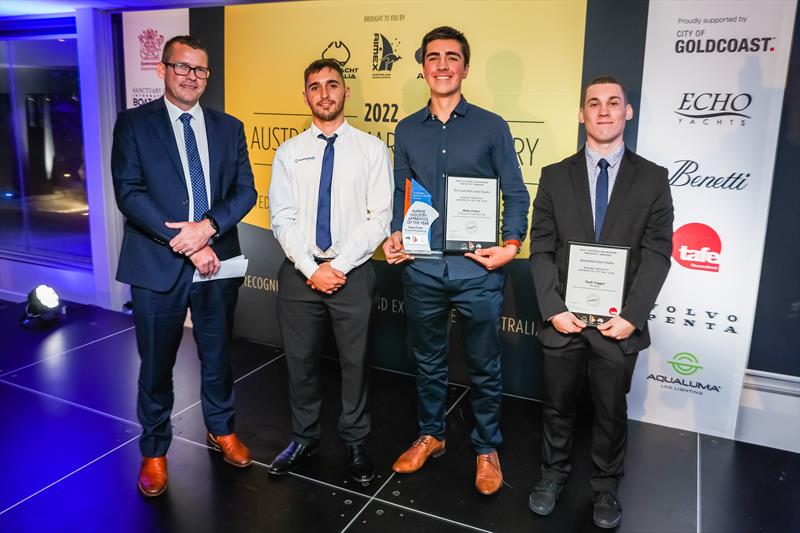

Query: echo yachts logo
675;93;751;126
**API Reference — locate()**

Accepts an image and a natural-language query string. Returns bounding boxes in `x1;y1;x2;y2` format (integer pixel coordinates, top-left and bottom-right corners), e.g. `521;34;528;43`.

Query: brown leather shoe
392;435;446;474
138;456;167;497
207;432;252;468
475;451;503;495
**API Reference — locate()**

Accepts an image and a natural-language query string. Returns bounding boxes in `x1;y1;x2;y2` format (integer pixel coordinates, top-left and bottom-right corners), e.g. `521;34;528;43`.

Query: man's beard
312;99;344;122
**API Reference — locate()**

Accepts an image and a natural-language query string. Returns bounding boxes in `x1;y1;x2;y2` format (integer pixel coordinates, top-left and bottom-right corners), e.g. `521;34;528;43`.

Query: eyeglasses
163;62;211;79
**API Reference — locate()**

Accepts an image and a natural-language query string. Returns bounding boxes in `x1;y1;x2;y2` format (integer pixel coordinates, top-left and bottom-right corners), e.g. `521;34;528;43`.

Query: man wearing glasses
111;35;257;497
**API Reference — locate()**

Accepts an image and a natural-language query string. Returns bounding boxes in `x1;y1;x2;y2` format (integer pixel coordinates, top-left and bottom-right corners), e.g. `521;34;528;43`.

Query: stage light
20;284;66;326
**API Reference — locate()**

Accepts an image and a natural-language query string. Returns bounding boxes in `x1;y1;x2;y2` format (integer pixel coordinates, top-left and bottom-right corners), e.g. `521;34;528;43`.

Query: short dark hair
421;26;470;66
161;35;208;63
581;76;628;107
304;58;345;86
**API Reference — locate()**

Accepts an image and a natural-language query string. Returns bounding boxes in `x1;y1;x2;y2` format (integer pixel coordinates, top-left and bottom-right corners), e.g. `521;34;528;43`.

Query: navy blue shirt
391;97;530;280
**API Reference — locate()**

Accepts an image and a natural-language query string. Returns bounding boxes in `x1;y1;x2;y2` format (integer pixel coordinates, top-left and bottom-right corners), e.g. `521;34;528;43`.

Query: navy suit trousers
132;261;241;457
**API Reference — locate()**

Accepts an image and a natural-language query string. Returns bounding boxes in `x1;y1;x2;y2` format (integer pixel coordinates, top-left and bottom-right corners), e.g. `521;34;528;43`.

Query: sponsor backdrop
223;0;587;397
631;0;797;437
122;9;189;109
119;1;797;437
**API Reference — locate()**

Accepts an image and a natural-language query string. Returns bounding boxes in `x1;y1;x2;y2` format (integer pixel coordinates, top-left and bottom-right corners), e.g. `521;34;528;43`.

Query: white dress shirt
164;97;212;220
269;120;393;278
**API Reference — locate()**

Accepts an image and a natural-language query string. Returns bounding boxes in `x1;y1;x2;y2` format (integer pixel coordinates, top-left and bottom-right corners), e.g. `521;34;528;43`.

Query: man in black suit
112;35;257;497
528;76;673;528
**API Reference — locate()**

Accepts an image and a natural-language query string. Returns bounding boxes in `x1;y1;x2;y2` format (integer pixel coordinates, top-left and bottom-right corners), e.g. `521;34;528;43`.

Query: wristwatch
503;239;522;254
202;213;220;239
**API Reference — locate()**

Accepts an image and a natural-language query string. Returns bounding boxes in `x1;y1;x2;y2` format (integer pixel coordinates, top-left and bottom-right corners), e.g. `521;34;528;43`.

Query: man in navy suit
528;77;674;528
111;35;257;497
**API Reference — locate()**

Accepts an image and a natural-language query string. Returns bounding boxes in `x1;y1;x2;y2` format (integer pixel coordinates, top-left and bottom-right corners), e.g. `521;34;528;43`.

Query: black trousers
540;328;638;493
132;261;241;457
277;260;375;445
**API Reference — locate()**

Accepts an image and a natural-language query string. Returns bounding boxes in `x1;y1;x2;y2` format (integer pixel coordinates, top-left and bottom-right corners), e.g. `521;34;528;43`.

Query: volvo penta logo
666;352;703;376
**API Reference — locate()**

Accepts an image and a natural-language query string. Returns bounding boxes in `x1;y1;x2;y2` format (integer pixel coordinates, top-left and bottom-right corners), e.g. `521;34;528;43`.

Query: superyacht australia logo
372;33;401;78
672;223;721;272
137;28;165;71
321;41;358;80
647;352;721;395
675;92;752;127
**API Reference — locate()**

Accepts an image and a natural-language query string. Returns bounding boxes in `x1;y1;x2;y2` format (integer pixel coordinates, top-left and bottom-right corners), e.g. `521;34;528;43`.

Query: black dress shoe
346;444;374;483
528;479;564;516
267;441;318;476
593;492;622;529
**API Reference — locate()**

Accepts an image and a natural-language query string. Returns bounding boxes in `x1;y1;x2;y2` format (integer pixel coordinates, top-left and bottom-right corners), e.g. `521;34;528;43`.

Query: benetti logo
647;352;721;395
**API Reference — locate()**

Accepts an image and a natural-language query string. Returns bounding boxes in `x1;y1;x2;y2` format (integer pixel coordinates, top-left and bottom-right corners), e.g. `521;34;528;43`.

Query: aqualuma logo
647;352;721;395
372;33;401;79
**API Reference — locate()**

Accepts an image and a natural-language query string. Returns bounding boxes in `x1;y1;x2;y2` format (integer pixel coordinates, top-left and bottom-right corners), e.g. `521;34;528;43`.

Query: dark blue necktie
595;158;609;241
316;133;337;252
179;113;209;221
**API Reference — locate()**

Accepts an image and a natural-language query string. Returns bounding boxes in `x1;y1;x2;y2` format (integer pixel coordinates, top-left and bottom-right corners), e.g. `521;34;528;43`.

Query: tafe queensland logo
372;34;401;78
321;41;358;79
137;28;165;71
672;223;721;272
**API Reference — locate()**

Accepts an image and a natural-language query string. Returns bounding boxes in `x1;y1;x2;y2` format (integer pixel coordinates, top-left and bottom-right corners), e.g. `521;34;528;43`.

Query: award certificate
564;242;629;327
443;174;499;252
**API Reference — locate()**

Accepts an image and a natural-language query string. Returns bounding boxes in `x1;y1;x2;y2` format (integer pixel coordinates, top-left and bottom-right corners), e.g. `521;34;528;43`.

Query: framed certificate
443;174;500;253
564;242;630;327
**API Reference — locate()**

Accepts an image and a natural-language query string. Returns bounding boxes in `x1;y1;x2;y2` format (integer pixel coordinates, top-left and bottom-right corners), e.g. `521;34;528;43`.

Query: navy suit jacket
530;149;674;354
112;97;257;292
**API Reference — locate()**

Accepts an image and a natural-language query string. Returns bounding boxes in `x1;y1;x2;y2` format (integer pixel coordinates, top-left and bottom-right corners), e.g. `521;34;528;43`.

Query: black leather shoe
528;479;564;516
267;441;318;476
347;444;374;483
593;492;622;529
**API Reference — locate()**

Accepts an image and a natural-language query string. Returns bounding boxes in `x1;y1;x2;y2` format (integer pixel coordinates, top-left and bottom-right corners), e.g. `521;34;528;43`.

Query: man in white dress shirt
267;58;393;482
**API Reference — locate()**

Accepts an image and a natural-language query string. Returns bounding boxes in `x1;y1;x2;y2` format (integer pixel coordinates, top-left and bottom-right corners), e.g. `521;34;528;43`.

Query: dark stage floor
0;301;798;533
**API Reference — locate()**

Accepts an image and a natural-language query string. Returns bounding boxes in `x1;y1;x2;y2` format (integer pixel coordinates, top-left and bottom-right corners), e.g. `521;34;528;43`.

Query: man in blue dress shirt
383;26;530;496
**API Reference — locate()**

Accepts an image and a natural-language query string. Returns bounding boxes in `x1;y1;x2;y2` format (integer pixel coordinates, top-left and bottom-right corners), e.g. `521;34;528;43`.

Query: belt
313;256;336;264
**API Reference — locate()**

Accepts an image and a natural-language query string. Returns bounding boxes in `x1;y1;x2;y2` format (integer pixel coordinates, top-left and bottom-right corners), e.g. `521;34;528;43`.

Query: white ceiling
0;0;255;18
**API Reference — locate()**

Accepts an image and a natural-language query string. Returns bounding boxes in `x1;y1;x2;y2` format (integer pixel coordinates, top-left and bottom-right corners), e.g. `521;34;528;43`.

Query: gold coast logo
647;352;721;394
321;41;358;79
372;33;401;79
666;352;703;376
137;28;164;71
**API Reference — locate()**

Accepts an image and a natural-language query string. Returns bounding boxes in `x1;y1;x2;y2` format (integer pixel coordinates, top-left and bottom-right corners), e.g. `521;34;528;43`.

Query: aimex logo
321;41;358;79
666;352;703;376
672;223;721;272
675;92;752;127
372;33;401;78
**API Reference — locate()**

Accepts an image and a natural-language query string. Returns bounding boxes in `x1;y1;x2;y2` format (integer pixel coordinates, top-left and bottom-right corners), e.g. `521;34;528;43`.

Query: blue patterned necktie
594;158;609;242
316;133;338;252
179;112;209;221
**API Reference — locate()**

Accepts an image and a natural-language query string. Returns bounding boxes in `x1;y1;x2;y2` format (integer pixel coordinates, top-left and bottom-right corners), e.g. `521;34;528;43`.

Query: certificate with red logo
443;174;499;253
564;242;629;327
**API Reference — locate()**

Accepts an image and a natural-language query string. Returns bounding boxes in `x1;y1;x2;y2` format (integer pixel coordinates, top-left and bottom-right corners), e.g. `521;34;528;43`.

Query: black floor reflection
0;301;796;533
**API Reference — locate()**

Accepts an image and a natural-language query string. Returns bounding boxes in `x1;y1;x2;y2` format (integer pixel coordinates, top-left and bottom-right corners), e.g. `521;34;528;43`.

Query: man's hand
166;219;216;256
189;246;220;277
306;263;346;294
597;315;636;341
550;311;587;335
382;231;414;264
465;244;517;271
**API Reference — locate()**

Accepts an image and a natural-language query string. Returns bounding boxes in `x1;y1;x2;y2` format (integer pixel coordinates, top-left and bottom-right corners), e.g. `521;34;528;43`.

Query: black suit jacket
530;148;674;354
111;97;257;292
